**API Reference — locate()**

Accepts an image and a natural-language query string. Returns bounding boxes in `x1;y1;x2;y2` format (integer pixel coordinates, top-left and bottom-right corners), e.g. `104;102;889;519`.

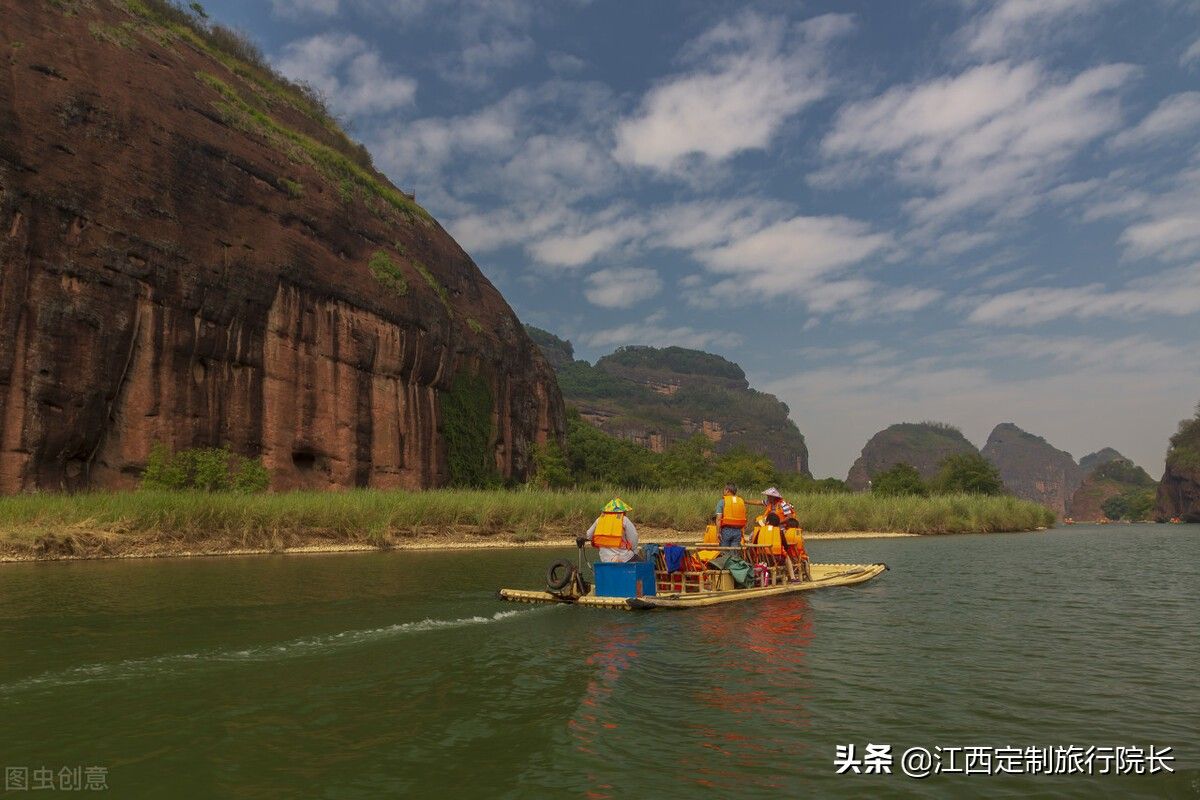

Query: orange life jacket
592;512;630;549
719;494;747;529
766;497;795;523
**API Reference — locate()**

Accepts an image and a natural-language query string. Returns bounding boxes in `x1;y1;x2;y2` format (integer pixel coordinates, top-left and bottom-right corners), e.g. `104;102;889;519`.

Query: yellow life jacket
592;512;629;549
719;494;747;529
755;525;784;556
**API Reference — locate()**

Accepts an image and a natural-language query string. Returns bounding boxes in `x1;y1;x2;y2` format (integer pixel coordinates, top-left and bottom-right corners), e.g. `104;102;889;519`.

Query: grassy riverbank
0;489;1054;560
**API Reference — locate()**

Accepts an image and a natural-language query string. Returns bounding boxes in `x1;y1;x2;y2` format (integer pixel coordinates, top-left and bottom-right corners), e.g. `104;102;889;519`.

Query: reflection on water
0;525;1196;799
686;598;815;793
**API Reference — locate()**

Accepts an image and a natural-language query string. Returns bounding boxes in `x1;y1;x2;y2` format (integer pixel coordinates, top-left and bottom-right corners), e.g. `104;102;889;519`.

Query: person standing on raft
586;498;639;563
713;484;748;549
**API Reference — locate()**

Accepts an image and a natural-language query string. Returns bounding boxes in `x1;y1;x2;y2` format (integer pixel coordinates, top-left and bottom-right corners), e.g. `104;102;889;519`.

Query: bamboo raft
498;539;888;611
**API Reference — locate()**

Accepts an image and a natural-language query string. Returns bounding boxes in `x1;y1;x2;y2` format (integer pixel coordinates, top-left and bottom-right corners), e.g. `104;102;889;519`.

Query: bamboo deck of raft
498;562;888;611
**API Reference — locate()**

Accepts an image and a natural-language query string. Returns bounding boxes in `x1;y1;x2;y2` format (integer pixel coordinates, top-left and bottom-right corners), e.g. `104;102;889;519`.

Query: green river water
1;524;1197;798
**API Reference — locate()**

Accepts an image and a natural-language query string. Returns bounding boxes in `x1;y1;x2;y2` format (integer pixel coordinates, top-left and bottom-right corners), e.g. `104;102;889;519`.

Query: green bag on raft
710;553;755;589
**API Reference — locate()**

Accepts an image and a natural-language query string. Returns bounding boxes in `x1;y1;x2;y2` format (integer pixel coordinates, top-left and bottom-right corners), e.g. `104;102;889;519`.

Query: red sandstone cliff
0;1;563;492
980;423;1082;518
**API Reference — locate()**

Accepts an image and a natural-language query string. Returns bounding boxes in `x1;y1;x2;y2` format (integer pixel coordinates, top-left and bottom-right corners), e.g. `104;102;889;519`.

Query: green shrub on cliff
441;371;499;488
141;445;269;492
368;250;408;295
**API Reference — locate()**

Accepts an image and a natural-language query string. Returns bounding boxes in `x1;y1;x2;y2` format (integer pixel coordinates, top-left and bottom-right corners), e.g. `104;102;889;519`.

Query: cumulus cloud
275;33;416;115
374;80;618;209
967;264;1200;325
960;0;1112;58
1109;92;1200;150
698;216;892;292
1109;166;1200;261
270;0;340;18
1181;37;1200;68
613;12;854;173
820;60;1138;224
438;30;535;87
547;51;586;74
528;217;644;268
583;268;663;308
374;96;522;180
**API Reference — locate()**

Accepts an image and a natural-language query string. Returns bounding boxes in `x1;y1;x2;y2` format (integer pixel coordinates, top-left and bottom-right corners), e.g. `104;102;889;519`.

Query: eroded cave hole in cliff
291;450;320;472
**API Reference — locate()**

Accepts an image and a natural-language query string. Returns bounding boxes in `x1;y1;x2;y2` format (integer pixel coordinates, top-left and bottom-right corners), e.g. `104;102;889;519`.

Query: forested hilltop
525;327;810;476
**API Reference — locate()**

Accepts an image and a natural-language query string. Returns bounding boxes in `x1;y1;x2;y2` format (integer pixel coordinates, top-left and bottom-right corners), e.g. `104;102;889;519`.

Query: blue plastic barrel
593;561;657;598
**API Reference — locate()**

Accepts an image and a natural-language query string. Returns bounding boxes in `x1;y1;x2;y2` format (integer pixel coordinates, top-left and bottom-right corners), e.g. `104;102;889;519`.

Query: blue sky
205;0;1200;478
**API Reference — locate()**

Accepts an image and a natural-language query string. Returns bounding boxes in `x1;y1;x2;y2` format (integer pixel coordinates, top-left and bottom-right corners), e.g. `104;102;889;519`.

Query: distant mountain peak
526;329;808;474
846;421;977;489
981;423;1080;517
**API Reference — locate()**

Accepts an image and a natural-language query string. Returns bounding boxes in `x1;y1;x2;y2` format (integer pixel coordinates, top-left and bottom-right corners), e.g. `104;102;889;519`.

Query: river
1;524;1196;798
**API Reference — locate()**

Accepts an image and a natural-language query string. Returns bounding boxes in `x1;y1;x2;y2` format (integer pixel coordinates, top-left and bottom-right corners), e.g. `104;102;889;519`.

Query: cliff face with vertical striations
980;423;1082;517
846;422;978;490
0;1;563;492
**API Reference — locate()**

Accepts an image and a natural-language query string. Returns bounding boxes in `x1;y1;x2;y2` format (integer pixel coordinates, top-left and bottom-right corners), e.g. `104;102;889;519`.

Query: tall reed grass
0;488;1055;546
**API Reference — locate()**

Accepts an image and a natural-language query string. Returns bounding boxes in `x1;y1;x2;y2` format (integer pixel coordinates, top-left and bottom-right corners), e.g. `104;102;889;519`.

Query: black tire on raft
546;559;577;591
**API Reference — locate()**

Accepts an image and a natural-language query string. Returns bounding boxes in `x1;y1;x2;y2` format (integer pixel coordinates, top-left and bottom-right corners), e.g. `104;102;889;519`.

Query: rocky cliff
0;1;563;492
1156;406;1200;522
1079;448;1123;474
846;422;977;490
980;423;1082;517
1070;458;1156;521
527;330;810;475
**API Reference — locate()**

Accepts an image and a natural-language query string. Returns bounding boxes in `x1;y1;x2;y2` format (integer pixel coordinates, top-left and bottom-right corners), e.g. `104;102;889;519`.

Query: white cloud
961;0;1111;58
821;61;1138;224
968;264;1200;325
583;268;663;308
500;135;616;200
270;0;340;18
1113;166;1200;261
584;312;740;351
613;12;854;172
275;34;416;116
1181;37;1200;68
438;30;535;87
374;96;521;180
547;51;586;74
1121;214;1200;261
1109;92;1200;150
698;216;892;292
447;205;573;255
529;217;644;268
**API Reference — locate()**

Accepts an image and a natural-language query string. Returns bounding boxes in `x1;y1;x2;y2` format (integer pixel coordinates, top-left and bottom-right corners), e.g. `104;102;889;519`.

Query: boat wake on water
1;608;543;695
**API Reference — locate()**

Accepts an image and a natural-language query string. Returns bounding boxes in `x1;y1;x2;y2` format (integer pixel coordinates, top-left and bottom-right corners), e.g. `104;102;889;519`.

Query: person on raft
760;487;798;527
713;483;748;548
586;498;639;563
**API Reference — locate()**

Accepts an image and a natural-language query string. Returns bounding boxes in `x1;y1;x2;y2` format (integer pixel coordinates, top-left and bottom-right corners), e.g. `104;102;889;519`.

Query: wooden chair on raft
651;542;800;594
